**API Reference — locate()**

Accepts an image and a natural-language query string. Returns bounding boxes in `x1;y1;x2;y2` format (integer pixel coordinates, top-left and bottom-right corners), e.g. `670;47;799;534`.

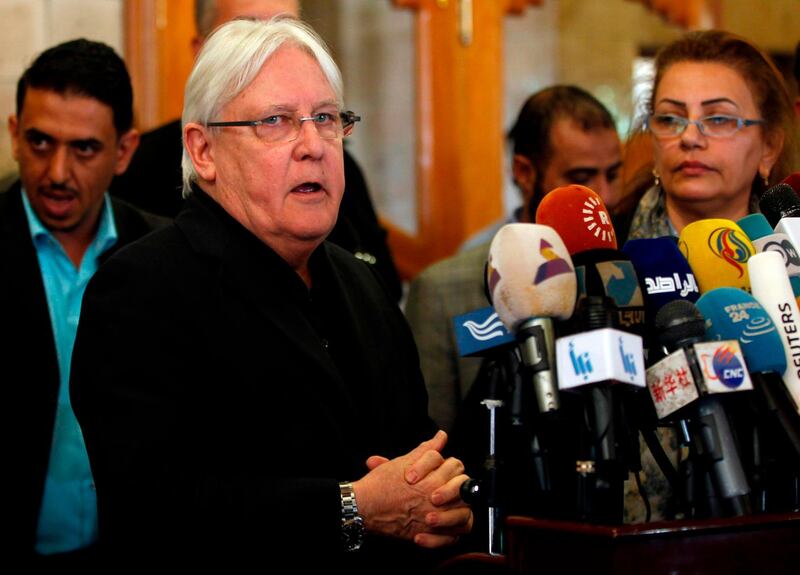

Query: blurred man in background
405;85;621;432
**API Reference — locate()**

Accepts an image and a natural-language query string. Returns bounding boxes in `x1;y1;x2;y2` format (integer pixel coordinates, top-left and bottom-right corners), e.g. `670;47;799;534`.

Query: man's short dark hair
509;85;616;172
509;85;616;218
16;38;133;135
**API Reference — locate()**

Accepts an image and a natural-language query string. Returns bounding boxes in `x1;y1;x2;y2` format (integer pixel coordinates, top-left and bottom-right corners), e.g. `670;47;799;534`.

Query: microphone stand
749;372;800;512
481;395;503;556
573;296;628;524
459;348;516;556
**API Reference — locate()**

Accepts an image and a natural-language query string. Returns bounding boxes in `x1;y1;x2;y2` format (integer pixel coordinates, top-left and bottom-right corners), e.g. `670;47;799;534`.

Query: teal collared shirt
23;191;118;555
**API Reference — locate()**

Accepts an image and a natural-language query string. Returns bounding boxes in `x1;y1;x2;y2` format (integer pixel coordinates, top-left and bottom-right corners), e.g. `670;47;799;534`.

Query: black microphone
760;183;800;255
537;184;646;524
698;287;800;513
650;299;752;517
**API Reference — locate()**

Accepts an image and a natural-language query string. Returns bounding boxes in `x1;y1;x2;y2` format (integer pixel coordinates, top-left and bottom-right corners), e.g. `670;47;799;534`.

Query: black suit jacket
70;190;437;570
110;120;403;301
0;182;168;558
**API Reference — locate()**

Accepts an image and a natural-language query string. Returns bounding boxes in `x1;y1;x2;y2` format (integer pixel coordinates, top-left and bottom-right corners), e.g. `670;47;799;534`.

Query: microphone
622;237;699;318
623;236;699;360
697;287;787;374
697;287;800;511
552;294;645;524
487;223;578;413
677;219;756;293
484;223;578;529
760;183;800;260
747;251;800;413
737;213;800;278
536;184;645;338
622;237;701;496
648;300;753;517
697;287;800;444
535;184;617;253
537;185;644;523
738;213;800;305
761;182;800;223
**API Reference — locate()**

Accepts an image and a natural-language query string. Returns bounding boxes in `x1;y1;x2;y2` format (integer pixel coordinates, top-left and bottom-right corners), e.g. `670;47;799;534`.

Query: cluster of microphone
455;177;800;551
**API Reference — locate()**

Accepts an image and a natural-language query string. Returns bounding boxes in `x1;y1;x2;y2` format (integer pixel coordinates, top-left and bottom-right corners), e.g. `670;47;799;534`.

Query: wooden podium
501;512;800;574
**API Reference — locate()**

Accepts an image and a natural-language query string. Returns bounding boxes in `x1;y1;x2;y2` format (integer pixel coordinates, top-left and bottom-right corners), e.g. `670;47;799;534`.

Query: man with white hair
111;0;403;301
71;18;472;571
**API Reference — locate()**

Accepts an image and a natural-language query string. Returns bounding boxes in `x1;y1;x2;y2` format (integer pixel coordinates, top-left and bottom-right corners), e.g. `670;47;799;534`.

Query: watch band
339;481;365;552
339;481;359;519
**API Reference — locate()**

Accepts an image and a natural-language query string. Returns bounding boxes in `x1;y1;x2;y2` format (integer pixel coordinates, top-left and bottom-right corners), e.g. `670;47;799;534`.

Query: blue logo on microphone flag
454;306;515;357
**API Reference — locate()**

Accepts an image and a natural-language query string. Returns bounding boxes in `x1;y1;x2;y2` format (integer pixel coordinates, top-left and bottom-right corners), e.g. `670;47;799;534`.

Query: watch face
342;516;366;552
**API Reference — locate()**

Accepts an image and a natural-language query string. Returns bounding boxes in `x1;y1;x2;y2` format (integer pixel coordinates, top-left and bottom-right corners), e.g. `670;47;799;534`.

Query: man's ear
8;114;20;161
184;122;216;184
113;129;140;175
512;153;537;207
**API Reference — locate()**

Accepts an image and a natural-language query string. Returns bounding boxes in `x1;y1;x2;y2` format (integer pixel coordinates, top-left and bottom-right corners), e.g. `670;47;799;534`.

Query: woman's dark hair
649;29;797;189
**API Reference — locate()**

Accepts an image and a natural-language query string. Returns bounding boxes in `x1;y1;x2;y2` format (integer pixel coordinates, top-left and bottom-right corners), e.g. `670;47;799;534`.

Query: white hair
181;16;343;196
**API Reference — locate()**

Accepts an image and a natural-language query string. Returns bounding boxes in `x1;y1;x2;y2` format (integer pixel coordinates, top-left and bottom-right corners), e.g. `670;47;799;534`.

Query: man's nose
48;146;71;184
293;119;325;158
592;176;615;211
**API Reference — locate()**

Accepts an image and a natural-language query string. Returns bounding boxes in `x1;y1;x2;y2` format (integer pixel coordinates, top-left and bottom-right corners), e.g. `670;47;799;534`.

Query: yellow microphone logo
707;227;754;278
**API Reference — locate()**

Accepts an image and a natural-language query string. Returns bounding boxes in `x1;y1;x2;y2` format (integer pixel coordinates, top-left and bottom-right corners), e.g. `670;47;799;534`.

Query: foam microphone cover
486;223;578;332
748;251;800;409
738;213;777;242
738;213;800;277
569;248;646;337
696;287;787;375
623;236;699;319
678;219;756;293
535;184;617;254
760;183;800;226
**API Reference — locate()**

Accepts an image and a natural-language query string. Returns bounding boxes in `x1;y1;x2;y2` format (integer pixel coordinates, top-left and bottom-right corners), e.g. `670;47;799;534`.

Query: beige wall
306;0;800;227
0;0;797;211
0;0;123;185
559;0;800;138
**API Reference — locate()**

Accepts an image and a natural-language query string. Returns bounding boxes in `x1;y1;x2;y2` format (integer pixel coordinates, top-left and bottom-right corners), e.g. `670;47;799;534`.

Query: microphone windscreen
738;213;800;277
678;219;755;293
654;299;705;351
486;223;577;331
760;183;800;226
535;184;617;254
737;213;774;241
622;236;699;319
748;250;800;409
570;248;645;336
696;287;787;375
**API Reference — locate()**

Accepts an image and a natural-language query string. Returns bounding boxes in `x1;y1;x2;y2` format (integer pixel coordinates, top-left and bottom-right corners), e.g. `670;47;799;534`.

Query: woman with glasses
623;29;797;241
616;30;797;525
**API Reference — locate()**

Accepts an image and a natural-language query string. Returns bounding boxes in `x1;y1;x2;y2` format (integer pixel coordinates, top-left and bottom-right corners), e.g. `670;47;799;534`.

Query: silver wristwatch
338;481;366;551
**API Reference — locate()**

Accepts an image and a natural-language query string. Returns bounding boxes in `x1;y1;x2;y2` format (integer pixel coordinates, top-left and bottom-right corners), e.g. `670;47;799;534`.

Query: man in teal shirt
1;39;167;567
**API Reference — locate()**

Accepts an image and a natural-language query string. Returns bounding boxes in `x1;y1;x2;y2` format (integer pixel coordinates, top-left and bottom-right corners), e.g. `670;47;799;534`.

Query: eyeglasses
646;114;765;138
206;110;361;143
